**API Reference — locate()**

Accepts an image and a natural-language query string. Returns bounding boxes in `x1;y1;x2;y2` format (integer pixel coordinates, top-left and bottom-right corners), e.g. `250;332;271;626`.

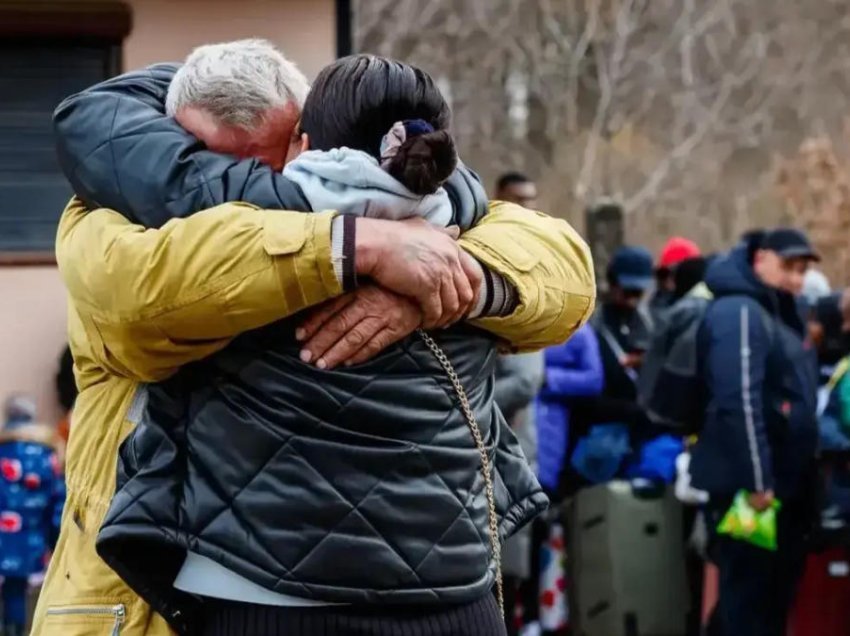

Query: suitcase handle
631;479;666;500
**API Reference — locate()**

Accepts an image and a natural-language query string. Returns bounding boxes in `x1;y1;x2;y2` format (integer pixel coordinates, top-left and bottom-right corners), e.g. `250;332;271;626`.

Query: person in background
495;172;538;209
802;268;831;306
694;228;820;636
672;256;709;303
536;324;605;497
55;345;76;445
590;246;654;415
817;289;850;448
0;396;64;636
649;237;701;323
494;352;545;636
516;324;602;636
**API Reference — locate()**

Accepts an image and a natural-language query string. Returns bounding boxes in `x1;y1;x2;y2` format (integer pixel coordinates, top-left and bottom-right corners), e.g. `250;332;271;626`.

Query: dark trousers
706;500;808;636
201;594;507;636
2;576;28;630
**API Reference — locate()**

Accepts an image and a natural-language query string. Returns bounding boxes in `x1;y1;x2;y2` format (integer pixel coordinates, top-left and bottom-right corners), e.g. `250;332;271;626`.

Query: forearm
59;198;342;381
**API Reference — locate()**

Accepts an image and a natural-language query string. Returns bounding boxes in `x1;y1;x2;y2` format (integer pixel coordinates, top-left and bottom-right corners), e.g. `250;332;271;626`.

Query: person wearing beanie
649;237;701;323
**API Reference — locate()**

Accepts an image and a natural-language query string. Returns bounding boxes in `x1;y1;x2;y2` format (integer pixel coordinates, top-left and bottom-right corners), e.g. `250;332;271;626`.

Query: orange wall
0;0;336;425
124;0;335;78
0;268;68;425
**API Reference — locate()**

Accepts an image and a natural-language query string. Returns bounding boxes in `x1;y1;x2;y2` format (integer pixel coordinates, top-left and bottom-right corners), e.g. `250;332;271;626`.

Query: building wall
124;0;335;77
0;0;336;425
0;268;68;425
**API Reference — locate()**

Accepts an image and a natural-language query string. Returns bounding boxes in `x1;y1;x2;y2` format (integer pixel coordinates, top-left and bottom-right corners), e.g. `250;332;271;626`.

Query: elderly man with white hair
35;40;595;636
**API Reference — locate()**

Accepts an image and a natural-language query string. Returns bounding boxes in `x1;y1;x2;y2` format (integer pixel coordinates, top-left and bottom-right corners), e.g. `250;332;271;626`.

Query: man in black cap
569;246;655;470
693;228;820;636
596;246;655;396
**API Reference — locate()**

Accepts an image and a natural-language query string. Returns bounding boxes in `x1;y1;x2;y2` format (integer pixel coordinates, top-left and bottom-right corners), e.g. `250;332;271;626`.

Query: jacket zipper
46;603;125;635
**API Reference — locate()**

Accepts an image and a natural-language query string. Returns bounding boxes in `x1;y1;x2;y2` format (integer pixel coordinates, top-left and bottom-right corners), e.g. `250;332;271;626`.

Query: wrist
353;217;387;277
468;261;518;319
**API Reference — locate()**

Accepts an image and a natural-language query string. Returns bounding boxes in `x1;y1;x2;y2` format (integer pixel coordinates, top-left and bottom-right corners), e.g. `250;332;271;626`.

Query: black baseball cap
761;227;820;262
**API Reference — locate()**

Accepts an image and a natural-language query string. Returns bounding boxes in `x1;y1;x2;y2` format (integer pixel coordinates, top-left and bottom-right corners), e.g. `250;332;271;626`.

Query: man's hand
297;285;422;370
354;217;482;329
748;490;775;512
621;352;644;370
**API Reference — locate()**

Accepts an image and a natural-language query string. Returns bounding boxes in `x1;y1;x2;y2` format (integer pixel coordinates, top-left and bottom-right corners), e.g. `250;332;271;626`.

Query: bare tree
778;135;850;286
355;0;850;274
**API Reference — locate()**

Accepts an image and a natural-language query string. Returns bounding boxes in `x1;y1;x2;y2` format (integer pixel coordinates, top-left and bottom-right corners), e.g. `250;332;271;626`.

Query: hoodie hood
705;245;805;334
705;245;772;304
283;148;454;227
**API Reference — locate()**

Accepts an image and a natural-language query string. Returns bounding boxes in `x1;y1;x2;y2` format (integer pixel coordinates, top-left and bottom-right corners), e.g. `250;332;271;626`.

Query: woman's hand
297;285;423;370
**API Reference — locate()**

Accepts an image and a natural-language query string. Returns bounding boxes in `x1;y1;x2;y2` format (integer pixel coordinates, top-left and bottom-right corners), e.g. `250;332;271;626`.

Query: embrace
33;40;595;636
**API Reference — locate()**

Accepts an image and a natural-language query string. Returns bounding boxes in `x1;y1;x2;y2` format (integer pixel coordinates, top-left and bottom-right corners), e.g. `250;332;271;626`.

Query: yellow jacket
32;199;594;635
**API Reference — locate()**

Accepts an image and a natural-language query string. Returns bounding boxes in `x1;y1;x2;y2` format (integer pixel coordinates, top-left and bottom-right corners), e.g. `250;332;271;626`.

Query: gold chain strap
416;329;504;617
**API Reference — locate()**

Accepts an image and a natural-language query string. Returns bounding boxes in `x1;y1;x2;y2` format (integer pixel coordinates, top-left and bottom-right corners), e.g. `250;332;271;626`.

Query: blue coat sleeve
540;326;605;399
53;64;489;229
704;299;774;493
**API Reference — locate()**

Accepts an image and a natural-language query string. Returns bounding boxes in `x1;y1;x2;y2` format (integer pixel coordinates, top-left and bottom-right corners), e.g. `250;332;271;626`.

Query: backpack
637;284;712;434
638;284;775;434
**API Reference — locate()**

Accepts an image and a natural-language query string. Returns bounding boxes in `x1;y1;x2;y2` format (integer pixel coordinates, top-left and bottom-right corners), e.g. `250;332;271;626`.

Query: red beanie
658;237;700;269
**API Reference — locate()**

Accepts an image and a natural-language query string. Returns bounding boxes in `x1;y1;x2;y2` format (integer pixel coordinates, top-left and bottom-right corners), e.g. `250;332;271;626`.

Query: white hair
165;38;310;129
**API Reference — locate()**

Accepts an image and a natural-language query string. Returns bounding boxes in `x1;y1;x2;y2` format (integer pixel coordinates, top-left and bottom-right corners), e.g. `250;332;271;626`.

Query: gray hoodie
283;147;454;227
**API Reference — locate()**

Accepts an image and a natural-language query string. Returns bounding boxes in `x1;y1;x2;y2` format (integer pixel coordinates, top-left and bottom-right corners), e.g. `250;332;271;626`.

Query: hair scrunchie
379;119;434;169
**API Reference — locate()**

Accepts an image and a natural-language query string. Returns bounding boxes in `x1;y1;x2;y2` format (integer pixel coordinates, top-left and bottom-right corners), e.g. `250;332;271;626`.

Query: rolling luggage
565;481;689;636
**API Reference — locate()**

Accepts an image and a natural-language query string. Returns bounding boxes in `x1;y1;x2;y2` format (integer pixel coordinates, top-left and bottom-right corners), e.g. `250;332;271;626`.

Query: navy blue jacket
691;247;819;500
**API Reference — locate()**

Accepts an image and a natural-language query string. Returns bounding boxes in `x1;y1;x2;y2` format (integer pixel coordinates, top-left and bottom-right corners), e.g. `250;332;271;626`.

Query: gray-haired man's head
166;39;310;170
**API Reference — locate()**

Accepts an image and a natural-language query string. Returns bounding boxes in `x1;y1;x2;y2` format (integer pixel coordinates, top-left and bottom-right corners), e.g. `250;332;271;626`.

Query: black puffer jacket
54;66;547;634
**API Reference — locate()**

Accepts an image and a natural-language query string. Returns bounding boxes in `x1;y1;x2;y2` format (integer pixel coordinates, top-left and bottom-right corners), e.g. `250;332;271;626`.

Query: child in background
0;395;65;636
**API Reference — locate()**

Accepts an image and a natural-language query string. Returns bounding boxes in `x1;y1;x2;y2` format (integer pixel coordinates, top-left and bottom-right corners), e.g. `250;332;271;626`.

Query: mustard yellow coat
32;199;594;635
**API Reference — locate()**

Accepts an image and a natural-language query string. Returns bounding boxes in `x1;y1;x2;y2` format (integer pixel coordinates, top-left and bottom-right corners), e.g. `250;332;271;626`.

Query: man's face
176;102;300;171
656;268;674;293
497;181;538;209
753;249;809;296
610;285;643;312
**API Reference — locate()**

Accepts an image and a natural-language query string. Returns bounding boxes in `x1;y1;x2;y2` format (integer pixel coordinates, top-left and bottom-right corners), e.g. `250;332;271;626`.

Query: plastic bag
716;490;781;551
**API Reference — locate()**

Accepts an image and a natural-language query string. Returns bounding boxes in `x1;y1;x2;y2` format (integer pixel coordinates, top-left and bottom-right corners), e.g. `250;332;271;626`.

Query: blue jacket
691;247;819;500
536;324;604;490
0;425;65;577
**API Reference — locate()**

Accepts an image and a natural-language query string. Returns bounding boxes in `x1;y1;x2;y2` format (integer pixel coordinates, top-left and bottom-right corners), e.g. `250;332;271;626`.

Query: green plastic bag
716;490;781;551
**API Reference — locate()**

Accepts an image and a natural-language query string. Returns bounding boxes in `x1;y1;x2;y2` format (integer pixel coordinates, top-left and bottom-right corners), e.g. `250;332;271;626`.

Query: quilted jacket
35;64;593;633
99;322;547;633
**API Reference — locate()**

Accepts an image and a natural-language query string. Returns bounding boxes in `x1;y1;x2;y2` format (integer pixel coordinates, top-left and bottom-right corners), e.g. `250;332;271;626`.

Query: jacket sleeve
53;64;488;230
494;352;545;421
57;198;341;382
540;326;605;399
704;299;774;493
461;202;596;352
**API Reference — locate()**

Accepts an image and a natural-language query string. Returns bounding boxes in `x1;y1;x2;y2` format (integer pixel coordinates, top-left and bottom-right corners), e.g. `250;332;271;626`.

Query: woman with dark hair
94;55;546;636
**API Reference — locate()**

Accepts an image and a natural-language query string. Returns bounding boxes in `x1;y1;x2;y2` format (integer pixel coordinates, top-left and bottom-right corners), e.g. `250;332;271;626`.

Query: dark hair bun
386;130;457;196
